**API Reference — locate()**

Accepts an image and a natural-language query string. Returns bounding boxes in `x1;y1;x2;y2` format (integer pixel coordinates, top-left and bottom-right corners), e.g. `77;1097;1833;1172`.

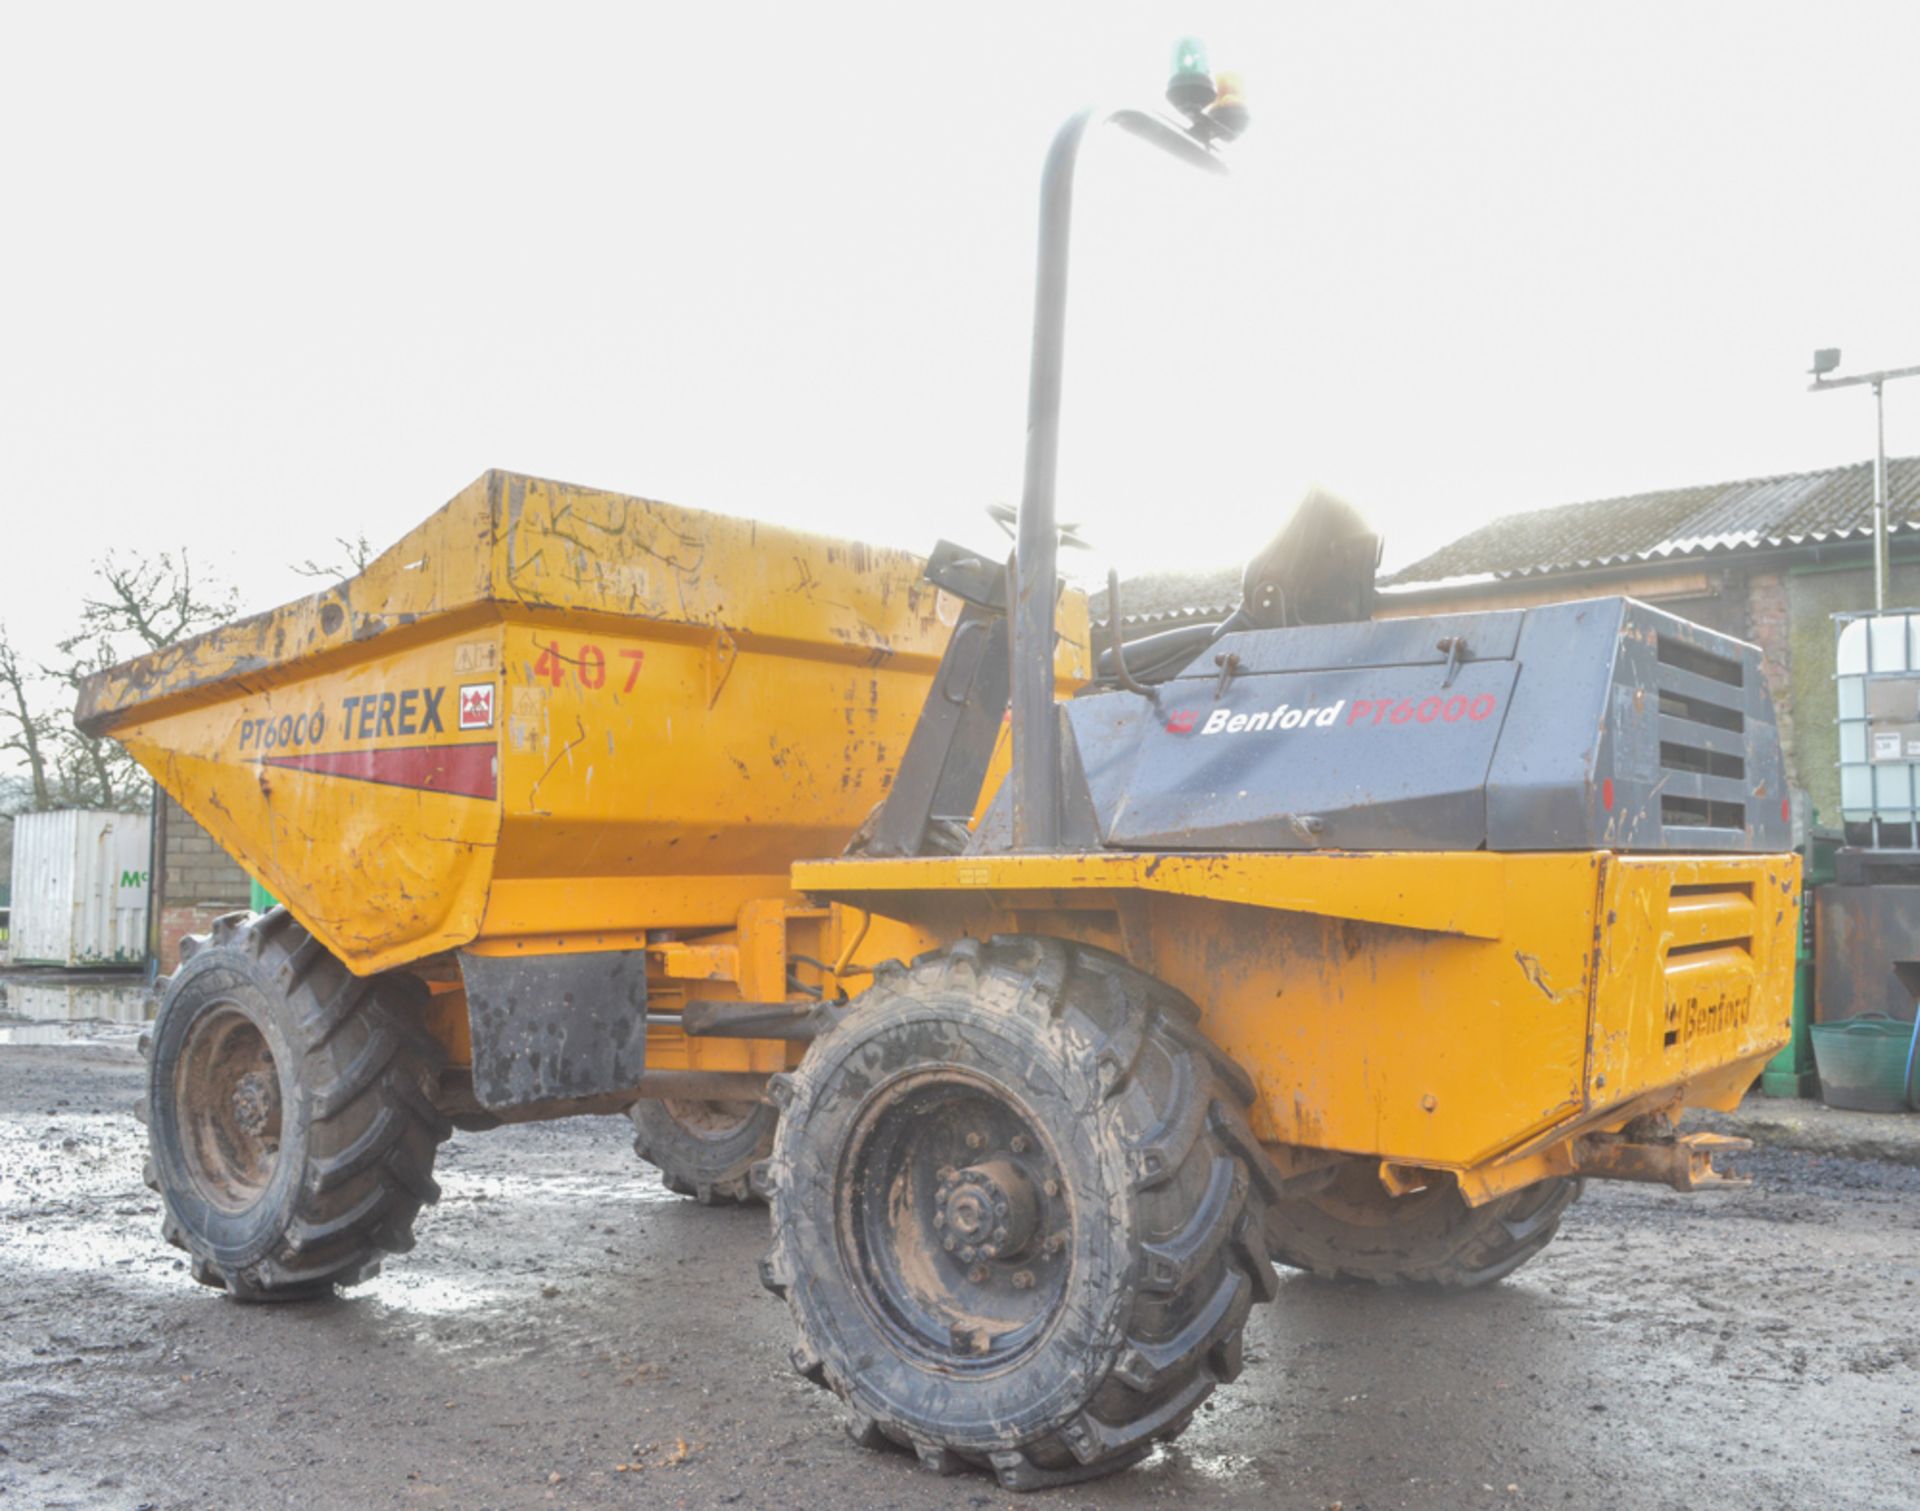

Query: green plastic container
1760;824;1839;1099
1761;957;1819;1098
249;878;277;913
1810;1017;1916;1113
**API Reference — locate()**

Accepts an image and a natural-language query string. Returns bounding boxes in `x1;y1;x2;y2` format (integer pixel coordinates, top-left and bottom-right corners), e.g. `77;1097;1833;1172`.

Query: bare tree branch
0;625;54;810
0;553;240;813
291;531;377;583
42;634;142;810
77;549;238;654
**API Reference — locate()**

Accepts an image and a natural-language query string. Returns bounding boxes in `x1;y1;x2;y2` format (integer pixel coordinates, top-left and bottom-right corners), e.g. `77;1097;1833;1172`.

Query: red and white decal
459;683;495;730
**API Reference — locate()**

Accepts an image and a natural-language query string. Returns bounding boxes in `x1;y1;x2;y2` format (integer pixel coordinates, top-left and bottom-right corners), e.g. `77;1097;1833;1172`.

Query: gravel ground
3;1028;1918;1511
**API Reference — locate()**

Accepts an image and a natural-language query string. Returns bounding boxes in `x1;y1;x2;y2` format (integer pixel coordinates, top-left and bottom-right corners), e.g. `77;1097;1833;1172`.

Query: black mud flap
459;950;648;1111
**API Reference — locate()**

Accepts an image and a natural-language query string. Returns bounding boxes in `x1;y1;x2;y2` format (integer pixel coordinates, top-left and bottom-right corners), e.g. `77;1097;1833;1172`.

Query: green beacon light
1166;35;1216;115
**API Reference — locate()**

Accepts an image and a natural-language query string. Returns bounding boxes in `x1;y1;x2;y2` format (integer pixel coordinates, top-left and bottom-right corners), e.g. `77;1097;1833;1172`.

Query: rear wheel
628;1096;776;1205
1267;1164;1581;1289
142;909;450;1300
759;936;1280;1492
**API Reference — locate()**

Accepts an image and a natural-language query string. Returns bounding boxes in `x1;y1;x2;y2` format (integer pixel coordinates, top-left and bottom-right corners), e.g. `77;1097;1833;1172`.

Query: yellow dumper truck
79;54;1797;1493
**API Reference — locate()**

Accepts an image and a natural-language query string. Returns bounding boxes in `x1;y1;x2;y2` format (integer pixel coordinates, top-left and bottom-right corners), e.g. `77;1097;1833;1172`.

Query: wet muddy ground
3;1012;1918;1510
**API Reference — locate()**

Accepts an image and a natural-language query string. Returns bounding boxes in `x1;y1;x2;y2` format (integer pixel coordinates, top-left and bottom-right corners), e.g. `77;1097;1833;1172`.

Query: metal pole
1008;108;1227;851
1008;109;1092;852
1875;377;1888;611
1808;360;1920;612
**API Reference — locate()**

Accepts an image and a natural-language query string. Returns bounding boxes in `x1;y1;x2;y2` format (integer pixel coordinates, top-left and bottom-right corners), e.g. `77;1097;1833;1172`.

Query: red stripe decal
261;744;497;800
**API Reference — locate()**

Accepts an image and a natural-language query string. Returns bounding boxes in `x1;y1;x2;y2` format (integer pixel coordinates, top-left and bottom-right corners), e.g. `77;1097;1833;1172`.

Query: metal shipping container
8;809;150;968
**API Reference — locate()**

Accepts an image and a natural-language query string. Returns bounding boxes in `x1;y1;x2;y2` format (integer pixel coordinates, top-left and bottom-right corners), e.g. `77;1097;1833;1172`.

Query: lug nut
979;1243;998;1259
960;1245;977;1263
933;1211;946;1228
1042;1177;1060;1198
1010;1135;1029;1153
967;1264;990;1284
937;1165;957;1182
965;1132;986;1151
1011;1270;1035;1290
992;1226;1008;1246
943;1235;957;1252
993;1199;1008;1217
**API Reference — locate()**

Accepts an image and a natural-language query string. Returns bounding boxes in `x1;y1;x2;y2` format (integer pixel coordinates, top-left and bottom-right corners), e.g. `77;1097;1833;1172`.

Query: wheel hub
841;1071;1073;1369
231;1069;280;1139
934;1158;1039;1260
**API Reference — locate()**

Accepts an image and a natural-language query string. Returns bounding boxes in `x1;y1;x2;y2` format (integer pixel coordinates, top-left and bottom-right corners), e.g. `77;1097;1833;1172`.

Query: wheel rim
174;1004;284;1212
661;1099;760;1140
839;1070;1071;1371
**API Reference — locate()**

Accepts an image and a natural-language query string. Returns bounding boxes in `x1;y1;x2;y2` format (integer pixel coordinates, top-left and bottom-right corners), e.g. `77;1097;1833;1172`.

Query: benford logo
1168;692;1502;736
1195;700;1346;735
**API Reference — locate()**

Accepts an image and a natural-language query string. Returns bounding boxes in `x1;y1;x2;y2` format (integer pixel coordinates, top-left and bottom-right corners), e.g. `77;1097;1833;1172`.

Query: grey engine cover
1041;597;1788;854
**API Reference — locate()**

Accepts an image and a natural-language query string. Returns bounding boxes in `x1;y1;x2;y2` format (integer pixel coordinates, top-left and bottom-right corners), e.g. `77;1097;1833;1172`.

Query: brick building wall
155;793;252;972
1744;571;1798;793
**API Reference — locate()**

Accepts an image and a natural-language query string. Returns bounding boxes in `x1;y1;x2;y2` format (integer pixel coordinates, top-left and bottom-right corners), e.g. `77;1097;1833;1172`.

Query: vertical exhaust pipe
1007;95;1236;849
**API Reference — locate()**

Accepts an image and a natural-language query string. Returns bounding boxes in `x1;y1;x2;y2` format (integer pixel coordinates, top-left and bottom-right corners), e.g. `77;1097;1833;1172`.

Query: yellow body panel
78;470;1089;973
794;848;1800;1178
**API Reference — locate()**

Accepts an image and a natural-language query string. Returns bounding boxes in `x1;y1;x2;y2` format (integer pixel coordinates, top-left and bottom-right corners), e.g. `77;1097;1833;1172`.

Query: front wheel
759;936;1281;1492
143;909;450;1299
1266;1164;1581;1289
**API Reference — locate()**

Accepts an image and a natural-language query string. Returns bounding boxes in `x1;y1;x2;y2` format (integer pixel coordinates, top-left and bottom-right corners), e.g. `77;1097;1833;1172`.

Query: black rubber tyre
1266;1164;1582;1289
141;908;451;1300
629;1096;776;1205
758;936;1281;1492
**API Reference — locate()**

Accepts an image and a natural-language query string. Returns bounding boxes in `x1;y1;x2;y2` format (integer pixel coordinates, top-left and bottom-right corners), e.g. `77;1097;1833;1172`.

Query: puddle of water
0;971;151;1044
1142;1443;1267;1487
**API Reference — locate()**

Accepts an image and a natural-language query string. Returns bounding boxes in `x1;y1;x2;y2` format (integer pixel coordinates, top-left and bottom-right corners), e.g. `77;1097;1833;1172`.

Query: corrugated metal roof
1383;455;1920;588
1088;565;1241;629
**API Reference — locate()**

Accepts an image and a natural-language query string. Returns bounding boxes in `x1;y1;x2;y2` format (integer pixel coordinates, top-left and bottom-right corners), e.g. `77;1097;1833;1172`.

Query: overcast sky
6;2;1920;690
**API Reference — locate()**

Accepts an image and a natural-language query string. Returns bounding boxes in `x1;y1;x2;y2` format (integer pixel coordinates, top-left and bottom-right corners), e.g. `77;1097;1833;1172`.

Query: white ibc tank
1836;611;1920;843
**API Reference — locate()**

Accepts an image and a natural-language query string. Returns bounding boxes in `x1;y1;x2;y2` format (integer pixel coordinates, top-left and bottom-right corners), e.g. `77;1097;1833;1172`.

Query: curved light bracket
1009;108;1231;850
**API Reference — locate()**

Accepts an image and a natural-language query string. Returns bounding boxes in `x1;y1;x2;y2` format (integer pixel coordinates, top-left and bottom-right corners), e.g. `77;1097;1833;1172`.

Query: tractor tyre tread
1268;1172;1582;1290
763;935;1277;1492
629;1096;778;1207
144;908;450;1301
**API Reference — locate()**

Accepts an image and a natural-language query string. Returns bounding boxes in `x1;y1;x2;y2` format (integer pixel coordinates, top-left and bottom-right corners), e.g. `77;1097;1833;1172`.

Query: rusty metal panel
459;948;648;1110
1813;882;1920;1024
